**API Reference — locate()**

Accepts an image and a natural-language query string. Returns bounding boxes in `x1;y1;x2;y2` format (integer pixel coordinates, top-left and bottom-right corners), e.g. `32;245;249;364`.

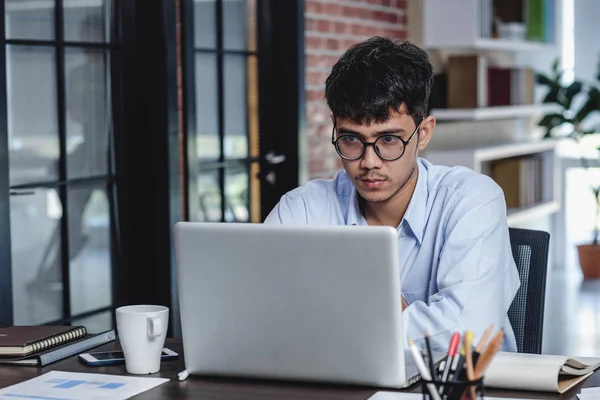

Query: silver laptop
173;221;432;388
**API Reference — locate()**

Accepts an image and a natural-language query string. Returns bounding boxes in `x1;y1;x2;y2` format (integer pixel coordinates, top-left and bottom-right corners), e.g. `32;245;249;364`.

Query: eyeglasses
331;119;423;161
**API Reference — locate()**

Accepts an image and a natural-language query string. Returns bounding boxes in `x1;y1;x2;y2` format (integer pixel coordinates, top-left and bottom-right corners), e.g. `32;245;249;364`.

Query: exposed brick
304;0;408;179
305;0;322;14
315;19;331;33
306;90;326;102
306;71;330;87
306;35;323;49
333;21;348;34
306;54;343;69
323;3;343;15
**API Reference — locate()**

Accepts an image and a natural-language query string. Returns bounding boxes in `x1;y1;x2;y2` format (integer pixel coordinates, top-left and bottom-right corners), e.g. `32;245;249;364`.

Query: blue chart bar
53;380;86;389
98;383;125;390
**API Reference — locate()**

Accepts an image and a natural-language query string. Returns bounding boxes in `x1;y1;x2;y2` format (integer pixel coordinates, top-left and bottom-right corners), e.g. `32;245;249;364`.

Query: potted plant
537;57;600;279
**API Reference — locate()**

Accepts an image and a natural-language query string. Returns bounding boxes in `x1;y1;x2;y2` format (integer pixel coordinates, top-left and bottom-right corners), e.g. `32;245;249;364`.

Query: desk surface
0;339;598;399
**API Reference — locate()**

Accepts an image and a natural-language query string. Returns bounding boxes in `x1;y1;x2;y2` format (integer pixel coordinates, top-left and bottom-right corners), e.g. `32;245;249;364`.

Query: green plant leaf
551;57;560;73
542;88;561;104
565;81;583;108
538;113;566;127
575;87;600;123
536;73;553;86
589;86;600;104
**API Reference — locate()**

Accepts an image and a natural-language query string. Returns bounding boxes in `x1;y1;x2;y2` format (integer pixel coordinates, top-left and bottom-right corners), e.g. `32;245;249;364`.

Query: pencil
473;329;504;380
473;324;493;367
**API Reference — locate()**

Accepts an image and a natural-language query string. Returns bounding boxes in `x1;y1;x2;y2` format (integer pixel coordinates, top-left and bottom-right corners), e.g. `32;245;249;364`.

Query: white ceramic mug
115;305;169;374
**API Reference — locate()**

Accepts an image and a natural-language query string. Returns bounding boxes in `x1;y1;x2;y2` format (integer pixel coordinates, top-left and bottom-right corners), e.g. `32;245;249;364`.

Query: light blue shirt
264;157;520;352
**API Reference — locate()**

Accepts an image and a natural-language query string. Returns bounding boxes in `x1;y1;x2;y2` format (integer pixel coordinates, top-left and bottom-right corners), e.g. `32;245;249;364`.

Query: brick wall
304;0;407;180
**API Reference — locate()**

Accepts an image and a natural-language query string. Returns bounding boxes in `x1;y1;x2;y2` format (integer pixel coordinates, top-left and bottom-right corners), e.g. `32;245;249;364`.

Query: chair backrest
507;227;550;354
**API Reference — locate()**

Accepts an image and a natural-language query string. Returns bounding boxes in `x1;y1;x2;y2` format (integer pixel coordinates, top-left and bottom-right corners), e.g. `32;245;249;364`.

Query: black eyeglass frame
330;118;424;161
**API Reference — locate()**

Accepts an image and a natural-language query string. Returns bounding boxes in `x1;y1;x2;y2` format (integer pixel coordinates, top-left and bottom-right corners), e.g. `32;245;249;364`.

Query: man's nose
359;144;382;170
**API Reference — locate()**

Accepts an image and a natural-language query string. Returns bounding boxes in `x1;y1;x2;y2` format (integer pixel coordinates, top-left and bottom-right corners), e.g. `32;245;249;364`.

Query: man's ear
417;115;436;152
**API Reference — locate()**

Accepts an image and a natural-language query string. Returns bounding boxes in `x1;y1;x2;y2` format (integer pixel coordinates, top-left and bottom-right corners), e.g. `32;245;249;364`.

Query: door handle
265;151;286;165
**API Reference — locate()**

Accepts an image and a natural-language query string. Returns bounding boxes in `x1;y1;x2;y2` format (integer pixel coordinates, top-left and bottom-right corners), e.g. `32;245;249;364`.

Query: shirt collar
346;159;428;244
402;159;428;244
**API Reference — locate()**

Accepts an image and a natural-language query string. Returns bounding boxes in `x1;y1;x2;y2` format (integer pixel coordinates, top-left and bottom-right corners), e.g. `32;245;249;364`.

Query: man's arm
263;194;308;224
402;183;520;351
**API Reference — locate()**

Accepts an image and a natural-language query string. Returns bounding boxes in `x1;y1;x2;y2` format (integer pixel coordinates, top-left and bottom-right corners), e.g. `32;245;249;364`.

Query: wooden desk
0;339;598;399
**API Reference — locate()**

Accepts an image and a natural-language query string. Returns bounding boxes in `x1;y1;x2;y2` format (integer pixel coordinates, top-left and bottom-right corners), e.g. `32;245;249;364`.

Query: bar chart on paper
0;370;169;400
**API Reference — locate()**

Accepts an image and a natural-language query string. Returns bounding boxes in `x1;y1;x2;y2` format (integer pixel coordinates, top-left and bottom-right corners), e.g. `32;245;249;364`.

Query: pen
424;329;436;380
452;345;466;382
438;332;460;394
463;331;476;400
407;337;442;400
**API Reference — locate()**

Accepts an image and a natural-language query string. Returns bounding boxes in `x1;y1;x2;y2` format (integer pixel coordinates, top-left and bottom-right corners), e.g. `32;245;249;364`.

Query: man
264;36;521;352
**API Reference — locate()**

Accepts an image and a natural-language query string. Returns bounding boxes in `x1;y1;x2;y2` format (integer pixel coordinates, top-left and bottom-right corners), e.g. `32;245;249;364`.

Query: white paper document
367;393;423;399
579;387;600;400
0;370;169;400
368;392;531;400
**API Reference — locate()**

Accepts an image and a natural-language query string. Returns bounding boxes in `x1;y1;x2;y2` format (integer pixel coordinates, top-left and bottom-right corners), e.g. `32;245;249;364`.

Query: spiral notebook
0;329;116;367
0;325;88;357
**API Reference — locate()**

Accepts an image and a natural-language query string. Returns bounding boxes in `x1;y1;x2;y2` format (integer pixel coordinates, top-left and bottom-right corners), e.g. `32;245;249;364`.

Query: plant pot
577;244;600;279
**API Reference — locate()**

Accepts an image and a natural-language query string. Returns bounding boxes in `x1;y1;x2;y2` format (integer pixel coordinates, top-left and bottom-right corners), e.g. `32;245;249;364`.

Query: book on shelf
483;351;600;393
480;0;555;44
446;55;535;109
490;155;542;208
0;326;115;367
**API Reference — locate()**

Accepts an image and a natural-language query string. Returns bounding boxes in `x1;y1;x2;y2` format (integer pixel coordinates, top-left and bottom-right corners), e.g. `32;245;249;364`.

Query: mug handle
147;317;162;338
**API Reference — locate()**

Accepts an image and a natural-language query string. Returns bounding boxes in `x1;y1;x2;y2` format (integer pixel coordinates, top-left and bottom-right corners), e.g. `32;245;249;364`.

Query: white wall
574;0;600;131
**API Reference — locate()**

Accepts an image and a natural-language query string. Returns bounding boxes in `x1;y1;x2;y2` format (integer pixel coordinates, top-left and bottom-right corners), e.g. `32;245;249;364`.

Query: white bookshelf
425;140;560;226
431;104;561;121
421;0;557;52
417;0;562;227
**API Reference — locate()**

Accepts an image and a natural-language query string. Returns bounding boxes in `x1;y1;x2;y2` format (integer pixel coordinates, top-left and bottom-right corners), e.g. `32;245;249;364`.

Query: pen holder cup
421;377;485;400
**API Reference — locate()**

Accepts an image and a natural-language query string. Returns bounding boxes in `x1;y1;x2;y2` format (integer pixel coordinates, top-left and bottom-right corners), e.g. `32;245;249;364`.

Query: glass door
185;0;263;223
3;0;118;331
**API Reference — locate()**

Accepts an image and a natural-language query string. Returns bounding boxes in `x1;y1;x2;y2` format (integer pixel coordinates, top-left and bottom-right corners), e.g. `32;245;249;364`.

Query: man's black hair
325;36;434;126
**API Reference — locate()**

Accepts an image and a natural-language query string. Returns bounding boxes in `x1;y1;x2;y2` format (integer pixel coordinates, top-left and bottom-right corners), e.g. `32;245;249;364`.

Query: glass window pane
69;185;112;316
63;0;111;43
224;55;248;159
223;0;256;51
11;188;63;325
72;311;113;333
65;48;109;179
194;0;216;49
7;45;59;186
195;53;219;161
225;167;249;222
197;170;221;221
5;0;55;40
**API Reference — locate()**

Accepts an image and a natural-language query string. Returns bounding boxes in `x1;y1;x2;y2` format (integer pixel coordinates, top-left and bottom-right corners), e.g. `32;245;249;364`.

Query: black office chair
507;227;550;354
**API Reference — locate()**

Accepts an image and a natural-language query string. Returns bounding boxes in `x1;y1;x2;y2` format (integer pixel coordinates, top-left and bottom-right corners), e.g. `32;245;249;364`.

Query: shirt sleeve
402;183;520;352
263;194;308;224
